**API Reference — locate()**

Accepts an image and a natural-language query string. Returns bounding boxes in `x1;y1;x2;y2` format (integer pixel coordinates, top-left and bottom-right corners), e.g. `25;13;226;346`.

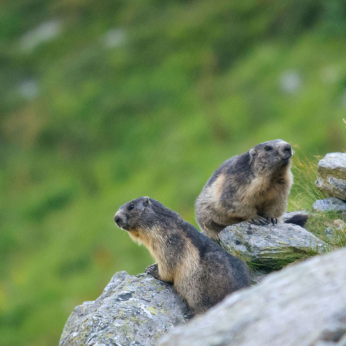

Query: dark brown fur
114;197;251;315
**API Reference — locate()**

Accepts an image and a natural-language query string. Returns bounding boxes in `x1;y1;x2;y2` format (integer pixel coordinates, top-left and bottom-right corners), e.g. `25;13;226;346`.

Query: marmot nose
282;144;292;158
114;214;125;227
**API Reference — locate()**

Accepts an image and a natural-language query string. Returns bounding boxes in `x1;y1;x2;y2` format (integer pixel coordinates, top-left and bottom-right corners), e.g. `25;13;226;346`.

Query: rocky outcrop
315;153;346;201
313;198;346;213
218;222;331;269
158;248;346;346
59;151;346;346
59;271;190;346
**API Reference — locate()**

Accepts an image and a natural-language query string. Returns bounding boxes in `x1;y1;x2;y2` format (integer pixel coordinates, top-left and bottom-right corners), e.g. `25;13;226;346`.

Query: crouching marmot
195;139;308;240
114;197;251;315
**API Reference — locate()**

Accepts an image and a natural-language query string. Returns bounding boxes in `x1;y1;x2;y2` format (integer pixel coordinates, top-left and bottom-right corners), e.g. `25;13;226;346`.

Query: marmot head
114;197;152;231
249;139;293;174
114;197;180;233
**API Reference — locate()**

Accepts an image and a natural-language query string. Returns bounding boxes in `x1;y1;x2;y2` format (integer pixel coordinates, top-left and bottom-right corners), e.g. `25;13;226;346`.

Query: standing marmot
196;139;308;240
114;197;251;315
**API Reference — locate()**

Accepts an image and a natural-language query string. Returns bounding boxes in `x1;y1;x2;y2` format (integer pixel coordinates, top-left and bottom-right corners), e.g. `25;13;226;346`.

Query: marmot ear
249;149;256;163
143;197;150;207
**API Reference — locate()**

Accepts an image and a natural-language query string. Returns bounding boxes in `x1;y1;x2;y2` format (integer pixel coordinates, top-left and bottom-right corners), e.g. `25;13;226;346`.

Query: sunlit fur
114;197;251;315
195;139;297;240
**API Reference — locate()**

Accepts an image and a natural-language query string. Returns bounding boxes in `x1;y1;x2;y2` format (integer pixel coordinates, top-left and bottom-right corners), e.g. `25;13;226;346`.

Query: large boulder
158;248;346;346
59;271;190;346
219;222;331;269
315;153;346;201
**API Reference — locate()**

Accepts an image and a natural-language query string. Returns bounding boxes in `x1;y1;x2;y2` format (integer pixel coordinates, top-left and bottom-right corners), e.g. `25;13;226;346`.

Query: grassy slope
0;0;346;345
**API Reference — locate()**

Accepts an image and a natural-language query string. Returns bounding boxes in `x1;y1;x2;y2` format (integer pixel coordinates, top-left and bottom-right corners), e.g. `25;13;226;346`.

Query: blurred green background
1;0;346;345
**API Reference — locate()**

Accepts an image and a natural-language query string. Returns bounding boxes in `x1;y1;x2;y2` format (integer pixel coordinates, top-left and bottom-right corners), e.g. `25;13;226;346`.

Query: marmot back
195;139;308;240
114;197;251;315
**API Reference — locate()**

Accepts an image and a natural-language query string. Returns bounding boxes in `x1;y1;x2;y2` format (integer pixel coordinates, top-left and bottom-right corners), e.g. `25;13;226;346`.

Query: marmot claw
249;216;269;226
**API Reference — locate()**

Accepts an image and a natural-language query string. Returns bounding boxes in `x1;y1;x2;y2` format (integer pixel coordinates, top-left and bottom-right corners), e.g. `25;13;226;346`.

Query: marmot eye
264;146;272;151
128;204;134;211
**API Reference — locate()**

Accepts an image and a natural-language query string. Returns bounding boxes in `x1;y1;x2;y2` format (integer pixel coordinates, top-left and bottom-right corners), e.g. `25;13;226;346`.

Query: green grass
289;147;346;249
1;0;346;345
306;211;346;246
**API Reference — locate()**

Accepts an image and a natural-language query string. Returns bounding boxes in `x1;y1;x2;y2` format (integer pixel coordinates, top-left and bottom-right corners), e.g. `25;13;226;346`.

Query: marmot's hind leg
285;214;308;227
199;219;227;241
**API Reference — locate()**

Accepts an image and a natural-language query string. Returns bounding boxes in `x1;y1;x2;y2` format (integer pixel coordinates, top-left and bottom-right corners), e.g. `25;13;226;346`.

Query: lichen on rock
59;271;191;346
219;222;331;270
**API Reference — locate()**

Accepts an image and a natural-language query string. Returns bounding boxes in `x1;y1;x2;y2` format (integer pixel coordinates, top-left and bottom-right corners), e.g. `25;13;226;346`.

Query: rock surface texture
219;222;330;269
158;248;346;346
313;198;346;213
59;271;190;346
315;153;346;201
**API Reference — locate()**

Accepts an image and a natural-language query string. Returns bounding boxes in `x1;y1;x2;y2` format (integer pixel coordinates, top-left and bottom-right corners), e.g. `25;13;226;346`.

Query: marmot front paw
145;263;160;279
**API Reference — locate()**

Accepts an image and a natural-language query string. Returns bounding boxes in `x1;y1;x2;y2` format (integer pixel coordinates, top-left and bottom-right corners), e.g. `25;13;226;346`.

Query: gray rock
20;20;63;52
324;219;346;242
279;70;302;94
59;271;190;346
102;28;126;48
337;334;346;346
325;227;336;240
158;248;346;346
313;198;346;212
18;79;39;100
282;210;309;223
315;153;346;201
219;222;331;269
